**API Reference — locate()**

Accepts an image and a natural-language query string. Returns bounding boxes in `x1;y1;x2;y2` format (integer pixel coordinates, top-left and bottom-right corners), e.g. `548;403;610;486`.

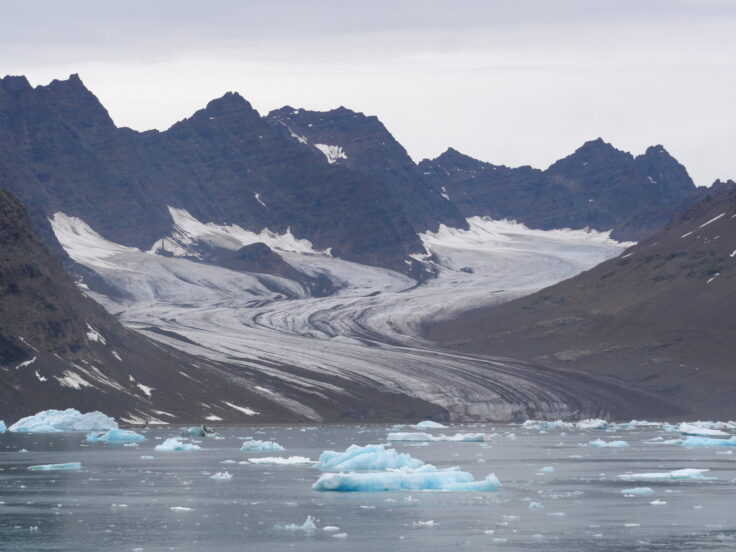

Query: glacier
154;437;201;451
9;409;118;433
312;466;501;492
241;439;285;452
86;428;146;443
316;444;425;472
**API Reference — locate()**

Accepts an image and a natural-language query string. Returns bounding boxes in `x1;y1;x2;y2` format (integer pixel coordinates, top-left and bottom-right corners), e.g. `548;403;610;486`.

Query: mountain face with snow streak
0;74;422;273
419;140;728;242
430;185;736;419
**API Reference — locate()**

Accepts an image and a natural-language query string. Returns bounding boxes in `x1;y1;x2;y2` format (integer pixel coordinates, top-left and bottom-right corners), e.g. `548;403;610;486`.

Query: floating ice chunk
621;487;654;495
415;421;447;429
9;409;117;433
221;459;236;464
529;501;544;509
241;439;285;452
183;426;207;438
279;515;318;532
0;420;5;433
140;455;154;460
522;420;574;430
28;462;81;471
618;468;714;481
170;506;192;511
387;432;486;442
576;419;608;430
210;471;233;480
413;520;438;527
650;499;667;505
312;466;501;492
538;466;554;473
681;436;736;447
86;428;146;443
612;420;661;429
154;438;201;451
679;423;730;437
247;456;312;465
332;533;348;538
588;439;629;448
323;526;340;532
317;444;424;472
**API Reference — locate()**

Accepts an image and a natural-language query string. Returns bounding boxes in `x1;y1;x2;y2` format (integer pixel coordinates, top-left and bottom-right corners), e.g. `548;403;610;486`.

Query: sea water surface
1;424;735;551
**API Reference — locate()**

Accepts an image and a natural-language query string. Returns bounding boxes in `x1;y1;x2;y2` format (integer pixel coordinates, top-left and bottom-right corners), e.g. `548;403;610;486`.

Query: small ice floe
28;462;81;471
621;487;654;496
278;515;317;532
221;459;237;464
317;444;424;472
650;499;667;505
170;506;192;511
86;428;146;444
679;423;730;437
588;439;630;448
140;455;154;460
414;420;447;429
538;466;555;473
528;501;544;509
413;520;438;528
680;436;736;447
322;526;340;532
618;468;715;481
247;456;312;465
154;438;201;451
522;420;574;430
576;419;609;430
241;439;284;452
9;409;117;433
312;467;501;493
332;532;348;538
210;471;233;481
387;432;486;442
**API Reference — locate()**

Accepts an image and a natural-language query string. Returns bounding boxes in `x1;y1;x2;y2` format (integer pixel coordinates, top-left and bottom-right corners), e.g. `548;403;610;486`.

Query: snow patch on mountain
314;144;347;164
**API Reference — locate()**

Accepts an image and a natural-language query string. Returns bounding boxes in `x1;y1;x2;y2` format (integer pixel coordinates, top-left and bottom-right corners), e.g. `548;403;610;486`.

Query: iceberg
312;466;501;492
387;432;486;442
415;420;447;429
247;456;312;465
241;439;284;452
0;420;5;433
279;515;318;532
317;444;424;472
618;468;715;481
588;439;630;448
28;462;82;471
678;423;730;437
576;419;608;430
680;436;736;447
86;428;146;444
154;437;201;451
522;420;574;430
9;409;117;433
210;471;233;480
538;466;554;473
621;487;654;495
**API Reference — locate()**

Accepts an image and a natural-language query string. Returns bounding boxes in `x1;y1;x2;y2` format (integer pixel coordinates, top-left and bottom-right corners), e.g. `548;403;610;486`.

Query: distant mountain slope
430;186;736;419
267;106;467;232
419;139;724;241
0;189;440;423
0;74;422;272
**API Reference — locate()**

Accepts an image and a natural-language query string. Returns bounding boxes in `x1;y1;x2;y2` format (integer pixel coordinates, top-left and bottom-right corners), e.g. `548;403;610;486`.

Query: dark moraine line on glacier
50;212;677;422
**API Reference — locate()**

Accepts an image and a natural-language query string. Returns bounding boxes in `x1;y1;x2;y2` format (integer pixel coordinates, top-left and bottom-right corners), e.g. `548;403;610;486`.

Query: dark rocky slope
0;189;441;423
430;186;736;419
0;74;421;272
420;140;725;242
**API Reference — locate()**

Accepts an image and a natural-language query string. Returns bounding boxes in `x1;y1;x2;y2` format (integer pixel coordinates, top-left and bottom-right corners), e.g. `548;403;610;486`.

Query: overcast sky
2;0;735;185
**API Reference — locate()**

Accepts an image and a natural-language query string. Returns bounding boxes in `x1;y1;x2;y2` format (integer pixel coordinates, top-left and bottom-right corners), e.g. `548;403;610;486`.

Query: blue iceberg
241;439;284;452
312;466;501;492
0;420;5;433
28;462;82;471
681;436;736;447
317;444;425;472
86;428;146;444
588;439;630;448
621;487;654;495
678;423;730;437
618;468;714;481
9;409;117;433
154;437;201;451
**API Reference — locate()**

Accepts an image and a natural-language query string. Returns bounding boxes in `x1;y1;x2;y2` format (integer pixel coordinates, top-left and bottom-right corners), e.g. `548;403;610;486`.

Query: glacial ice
621;487;654;495
312;466;501;492
9;409;118;433
415;420;447;429
522;420;574;430
576;419;609;430
86;428;146;443
279;515;318;532
680;436;736;447
0;420;5;433
387;432;486;442
618;468;715;481
538;466;554;473
678;423;730;437
588;439;630;448
317;444;424;472
154;437;201;451
241;439;285;452
183;426;207;438
28;462;82;471
247;456;312;465
210;471;233;480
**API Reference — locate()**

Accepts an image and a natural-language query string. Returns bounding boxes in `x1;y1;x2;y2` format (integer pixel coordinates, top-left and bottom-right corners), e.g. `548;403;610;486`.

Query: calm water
1;424;735;551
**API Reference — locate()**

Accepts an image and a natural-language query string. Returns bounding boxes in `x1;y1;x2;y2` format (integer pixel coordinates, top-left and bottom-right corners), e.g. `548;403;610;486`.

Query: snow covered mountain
430;186;736;419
